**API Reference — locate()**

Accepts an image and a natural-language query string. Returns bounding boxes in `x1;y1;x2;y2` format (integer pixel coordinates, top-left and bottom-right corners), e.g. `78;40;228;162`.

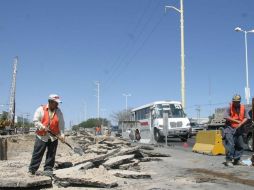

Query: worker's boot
233;159;244;166
27;170;35;176
43;170;53;177
225;160;234;167
251;154;254;166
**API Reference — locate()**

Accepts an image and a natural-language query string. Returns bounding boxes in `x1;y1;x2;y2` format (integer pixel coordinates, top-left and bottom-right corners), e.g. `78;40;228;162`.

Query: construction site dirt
1;131;254;190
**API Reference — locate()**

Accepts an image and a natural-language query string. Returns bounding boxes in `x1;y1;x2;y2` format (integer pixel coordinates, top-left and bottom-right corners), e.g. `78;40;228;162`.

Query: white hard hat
48;94;62;103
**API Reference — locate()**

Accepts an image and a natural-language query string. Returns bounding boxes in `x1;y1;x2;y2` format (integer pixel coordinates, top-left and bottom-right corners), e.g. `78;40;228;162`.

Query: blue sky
0;0;254;127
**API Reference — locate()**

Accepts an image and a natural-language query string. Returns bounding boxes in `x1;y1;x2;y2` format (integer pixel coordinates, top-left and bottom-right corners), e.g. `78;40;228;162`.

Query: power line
104;9;165;92
102;1;162;91
94;81;100;118
102;0;153;79
104;15;164;90
185;102;229;110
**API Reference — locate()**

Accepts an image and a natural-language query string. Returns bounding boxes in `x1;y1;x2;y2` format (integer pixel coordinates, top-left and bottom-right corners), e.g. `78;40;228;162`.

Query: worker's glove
58;134;65;143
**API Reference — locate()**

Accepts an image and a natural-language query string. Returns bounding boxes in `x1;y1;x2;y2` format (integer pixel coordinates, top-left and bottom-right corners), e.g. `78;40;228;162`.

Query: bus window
154;104;171;118
169;104;185;118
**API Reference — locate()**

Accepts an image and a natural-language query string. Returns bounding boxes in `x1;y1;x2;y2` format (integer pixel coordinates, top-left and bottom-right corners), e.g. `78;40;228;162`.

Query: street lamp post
165;0;186;109
235;27;254;105
122;93;131;114
122;93;131;135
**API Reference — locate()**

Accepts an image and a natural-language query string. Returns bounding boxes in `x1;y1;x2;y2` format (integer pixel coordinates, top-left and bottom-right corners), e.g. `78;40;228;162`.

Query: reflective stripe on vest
230;104;245;128
36;105;60;136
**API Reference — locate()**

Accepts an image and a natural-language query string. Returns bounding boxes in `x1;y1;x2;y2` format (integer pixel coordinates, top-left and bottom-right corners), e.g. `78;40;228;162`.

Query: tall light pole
122;93;131;135
196;105;201;124
122;93;131;115
235;27;254;105
165;0;186;109
95;81;100;119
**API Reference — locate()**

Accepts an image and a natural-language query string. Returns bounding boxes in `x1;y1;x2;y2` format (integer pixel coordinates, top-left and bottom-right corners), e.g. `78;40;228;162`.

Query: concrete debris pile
0;131;171;189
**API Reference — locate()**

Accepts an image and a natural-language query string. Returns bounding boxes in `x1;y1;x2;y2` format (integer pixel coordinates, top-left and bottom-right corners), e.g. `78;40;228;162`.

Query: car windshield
190;123;199;128
154;104;185;118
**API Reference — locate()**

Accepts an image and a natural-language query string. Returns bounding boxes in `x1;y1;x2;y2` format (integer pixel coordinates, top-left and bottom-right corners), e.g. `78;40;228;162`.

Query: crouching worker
223;94;250;167
135;129;141;141
28;94;65;177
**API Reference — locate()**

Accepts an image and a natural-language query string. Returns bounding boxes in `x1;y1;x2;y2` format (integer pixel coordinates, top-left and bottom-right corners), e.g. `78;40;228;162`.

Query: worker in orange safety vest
223;94;250;167
28;94;65;176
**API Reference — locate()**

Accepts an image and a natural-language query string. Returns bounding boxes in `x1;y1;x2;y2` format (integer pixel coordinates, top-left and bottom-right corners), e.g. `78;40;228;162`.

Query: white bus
131;100;190;142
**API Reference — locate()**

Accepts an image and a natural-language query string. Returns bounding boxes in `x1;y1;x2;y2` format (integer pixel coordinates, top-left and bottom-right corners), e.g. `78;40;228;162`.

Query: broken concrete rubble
103;154;135;169
0;161;52;189
140;149;171;157
0;130;168;189
54;162;94;176
109;169;152;179
54;166;118;188
139;157;163;162
119;159;140;170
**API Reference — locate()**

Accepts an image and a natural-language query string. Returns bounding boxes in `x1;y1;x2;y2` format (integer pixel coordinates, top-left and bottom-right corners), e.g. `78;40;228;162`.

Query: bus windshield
154;104;185;118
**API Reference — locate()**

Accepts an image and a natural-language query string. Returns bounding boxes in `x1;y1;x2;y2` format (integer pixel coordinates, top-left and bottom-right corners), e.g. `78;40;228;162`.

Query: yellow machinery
192;130;225;155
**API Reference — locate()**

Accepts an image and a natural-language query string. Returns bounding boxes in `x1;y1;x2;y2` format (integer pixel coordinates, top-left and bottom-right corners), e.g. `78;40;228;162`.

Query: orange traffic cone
183;142;189;148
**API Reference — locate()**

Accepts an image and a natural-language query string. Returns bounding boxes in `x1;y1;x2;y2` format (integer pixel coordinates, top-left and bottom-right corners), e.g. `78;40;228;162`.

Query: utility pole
208;76;212;116
122;93;131;120
196;105;201;124
165;0;186;109
8;56;18;134
95;81;100;119
69;120;72;129
101;108;107;127
235;27;254;104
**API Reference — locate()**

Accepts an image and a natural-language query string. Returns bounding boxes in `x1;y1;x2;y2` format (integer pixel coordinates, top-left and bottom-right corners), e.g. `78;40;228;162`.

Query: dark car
115;129;122;137
242;109;253;151
189;122;204;137
243;122;253;151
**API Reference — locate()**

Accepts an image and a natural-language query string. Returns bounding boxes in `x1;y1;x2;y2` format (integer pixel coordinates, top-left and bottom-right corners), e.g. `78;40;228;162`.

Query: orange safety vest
36;105;60;136
230;103;245;128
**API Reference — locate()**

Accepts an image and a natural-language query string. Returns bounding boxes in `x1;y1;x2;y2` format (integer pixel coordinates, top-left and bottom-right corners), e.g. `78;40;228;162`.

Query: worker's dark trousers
29;136;58;172
223;126;244;161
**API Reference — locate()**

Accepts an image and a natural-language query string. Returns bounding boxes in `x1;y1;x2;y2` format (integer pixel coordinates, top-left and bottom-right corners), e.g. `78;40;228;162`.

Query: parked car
189;122;204;137
29;127;37;133
242;109;253;151
115;129;122;137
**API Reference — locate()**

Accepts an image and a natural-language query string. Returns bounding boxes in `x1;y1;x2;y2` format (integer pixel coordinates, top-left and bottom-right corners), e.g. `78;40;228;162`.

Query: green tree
111;108;132;124
77;118;110;129
0;111;8;120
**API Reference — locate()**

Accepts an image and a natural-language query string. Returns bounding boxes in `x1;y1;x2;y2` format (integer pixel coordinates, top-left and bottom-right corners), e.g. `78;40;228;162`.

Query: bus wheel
154;129;163;142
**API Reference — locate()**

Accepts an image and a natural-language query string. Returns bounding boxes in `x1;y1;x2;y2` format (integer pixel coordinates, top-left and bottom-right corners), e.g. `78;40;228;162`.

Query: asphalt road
157;135;253;157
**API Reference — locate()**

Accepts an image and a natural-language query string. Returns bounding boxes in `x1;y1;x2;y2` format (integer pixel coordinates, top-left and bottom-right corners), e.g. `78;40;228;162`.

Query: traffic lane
157;136;253;157
157;137;195;152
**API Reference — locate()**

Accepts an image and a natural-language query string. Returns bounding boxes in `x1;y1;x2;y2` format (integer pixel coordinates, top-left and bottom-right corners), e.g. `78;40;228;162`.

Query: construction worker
28;94;65;176
223;94;250;167
95;124;101;135
135;128;141;141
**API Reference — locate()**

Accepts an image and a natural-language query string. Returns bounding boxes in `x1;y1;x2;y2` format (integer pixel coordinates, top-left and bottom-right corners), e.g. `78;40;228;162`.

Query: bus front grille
170;121;183;128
